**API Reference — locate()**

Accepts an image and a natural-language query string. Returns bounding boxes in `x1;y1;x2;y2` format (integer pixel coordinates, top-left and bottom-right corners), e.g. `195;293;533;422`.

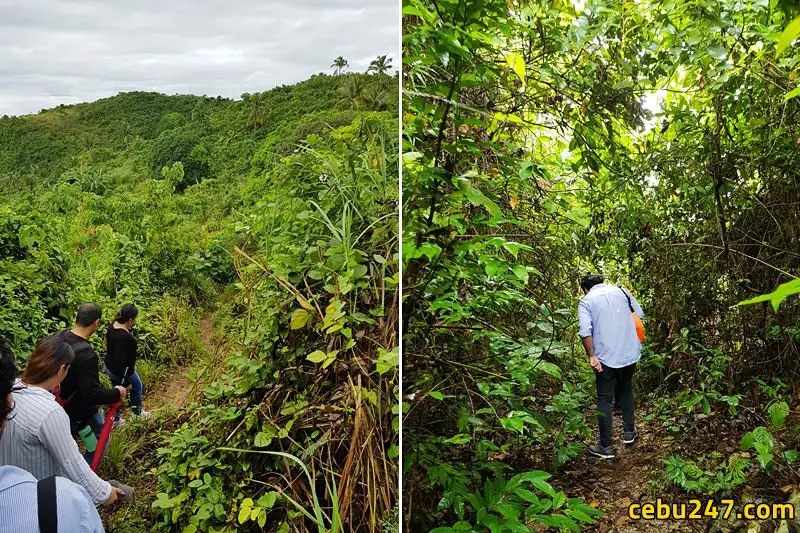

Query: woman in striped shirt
0;334;123;506
0;336;105;532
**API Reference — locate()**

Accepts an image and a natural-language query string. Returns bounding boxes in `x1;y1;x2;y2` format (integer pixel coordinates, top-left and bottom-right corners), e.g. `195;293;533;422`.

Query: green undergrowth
403;0;800;530
0;70;399;531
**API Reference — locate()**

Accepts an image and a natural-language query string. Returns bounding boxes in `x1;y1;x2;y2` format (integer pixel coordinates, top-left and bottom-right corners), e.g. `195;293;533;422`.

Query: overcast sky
0;0;399;116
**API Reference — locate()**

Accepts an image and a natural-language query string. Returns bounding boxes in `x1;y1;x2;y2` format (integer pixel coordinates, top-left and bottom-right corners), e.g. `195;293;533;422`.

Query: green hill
0;71;399;532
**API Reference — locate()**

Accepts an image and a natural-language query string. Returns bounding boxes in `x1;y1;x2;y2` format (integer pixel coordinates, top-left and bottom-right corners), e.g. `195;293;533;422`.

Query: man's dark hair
76;303;102;327
0;336;18;430
580;273;604;291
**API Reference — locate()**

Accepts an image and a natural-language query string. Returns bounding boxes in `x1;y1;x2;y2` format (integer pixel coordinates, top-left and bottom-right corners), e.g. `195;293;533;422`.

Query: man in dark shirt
58;303;127;464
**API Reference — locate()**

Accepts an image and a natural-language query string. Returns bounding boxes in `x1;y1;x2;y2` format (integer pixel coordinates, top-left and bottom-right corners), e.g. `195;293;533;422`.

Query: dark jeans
103;364;143;421
595;362;636;447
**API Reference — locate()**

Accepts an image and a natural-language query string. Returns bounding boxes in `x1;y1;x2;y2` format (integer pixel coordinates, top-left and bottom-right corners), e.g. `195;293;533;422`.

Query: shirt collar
0;465;35;490
588;283;605;293
14;379;55;399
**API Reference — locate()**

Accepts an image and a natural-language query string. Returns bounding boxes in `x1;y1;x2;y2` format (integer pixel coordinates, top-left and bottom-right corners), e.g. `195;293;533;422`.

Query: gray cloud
0;0;399;116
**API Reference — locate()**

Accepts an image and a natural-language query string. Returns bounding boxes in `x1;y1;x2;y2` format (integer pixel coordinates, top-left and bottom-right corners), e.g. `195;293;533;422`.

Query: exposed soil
144;315;219;412
554;405;703;532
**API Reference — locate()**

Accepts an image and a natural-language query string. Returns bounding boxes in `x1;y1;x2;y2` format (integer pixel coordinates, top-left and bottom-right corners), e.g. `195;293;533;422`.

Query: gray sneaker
623;429;638;445
588;443;615;459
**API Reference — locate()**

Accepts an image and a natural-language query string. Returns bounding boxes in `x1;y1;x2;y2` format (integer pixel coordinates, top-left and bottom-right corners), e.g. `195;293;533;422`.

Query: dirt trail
554;405;700;532
144;315;218;412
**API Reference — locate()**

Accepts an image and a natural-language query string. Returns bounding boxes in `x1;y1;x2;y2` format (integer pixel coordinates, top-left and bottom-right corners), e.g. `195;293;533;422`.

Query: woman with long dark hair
0;337;106;530
0;334;123;507
104;304;150;424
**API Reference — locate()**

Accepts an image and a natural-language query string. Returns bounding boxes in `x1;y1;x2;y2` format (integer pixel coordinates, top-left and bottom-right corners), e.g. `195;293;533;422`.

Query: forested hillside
0;71;399;532
403;0;800;531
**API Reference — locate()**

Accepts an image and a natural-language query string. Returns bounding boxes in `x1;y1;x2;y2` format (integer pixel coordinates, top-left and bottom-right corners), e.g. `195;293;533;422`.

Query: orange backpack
621;288;645;342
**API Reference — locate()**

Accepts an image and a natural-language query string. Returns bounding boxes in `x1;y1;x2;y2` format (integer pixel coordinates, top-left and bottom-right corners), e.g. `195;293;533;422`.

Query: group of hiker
0;303;148;532
0;274;645;530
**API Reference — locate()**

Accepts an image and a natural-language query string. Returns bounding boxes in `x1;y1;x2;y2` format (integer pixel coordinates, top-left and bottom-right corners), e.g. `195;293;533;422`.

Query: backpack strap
37;475;58;533
620;288;635;313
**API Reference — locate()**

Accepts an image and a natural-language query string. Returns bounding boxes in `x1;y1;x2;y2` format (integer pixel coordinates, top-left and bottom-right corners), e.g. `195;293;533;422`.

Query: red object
53;385;66;407
90;401;122;472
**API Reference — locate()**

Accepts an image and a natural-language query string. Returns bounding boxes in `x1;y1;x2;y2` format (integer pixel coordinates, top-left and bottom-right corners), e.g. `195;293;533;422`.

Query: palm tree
249;100;265;131
367;55;392;75
331;56;349;76
339;77;365;109
359;86;388;111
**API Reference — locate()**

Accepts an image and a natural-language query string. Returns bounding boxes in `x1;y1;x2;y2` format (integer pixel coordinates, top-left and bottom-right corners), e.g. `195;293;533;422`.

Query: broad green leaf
502;241;533;258
483;258;504;277
563;207;590;229
531;478;557;498
238;505;251;524
388;444;399;458
429;391;444;401
740;430;755;451
444;433;472;444
500;416;524;432
321;350;339;368
512;265;529;284
505;53;526;84
784;86;800;102
563;508;597;524
508;470;551;490
455;177;502;219
783;449;800;464
257;492;276;508
290;309;311;329
768;401;789;429
776;16;800;56
306;350;327;363
707;44;727;61
535;361;562;379
406;242;442;261
254;431;273;448
495;502;522;520
552;491;566;509
754;442;773;469
376;346;399;375
737;279;800;312
535;514;580;532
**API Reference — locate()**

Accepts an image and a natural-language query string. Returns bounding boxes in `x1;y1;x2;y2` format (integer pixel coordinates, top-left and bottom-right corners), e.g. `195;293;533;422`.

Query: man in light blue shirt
578;274;644;459
0;338;104;532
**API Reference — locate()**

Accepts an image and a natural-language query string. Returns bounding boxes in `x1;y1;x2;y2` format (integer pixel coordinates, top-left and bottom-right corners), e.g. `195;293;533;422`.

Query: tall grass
218;447;343;533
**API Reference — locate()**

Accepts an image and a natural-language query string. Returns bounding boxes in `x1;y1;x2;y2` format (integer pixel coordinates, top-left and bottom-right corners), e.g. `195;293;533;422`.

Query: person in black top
58;303;127;465
103;304;149;424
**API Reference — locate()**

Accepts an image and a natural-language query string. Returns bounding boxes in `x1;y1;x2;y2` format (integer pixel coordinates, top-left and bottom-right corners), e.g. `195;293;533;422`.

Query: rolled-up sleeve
38;409;112;505
578;299;593;338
